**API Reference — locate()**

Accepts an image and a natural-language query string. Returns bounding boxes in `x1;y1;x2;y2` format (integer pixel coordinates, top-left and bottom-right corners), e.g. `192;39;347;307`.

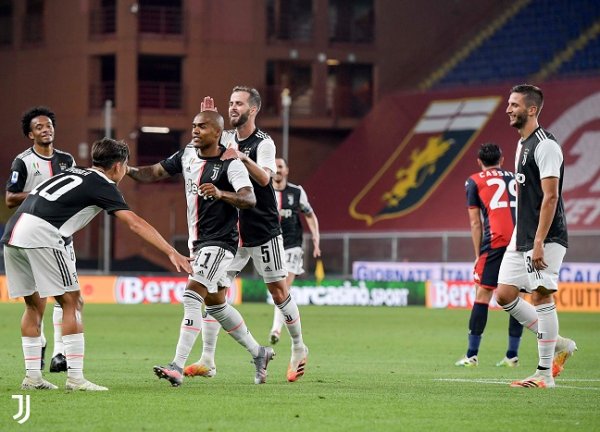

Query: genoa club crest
349;97;500;225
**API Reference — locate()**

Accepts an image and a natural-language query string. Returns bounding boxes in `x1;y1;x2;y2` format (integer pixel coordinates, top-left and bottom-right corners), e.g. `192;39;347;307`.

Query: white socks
200;312;220;366
276;294;304;348
173;290;204;369
63;333;85;380
206;303;260;357
536;303;558;370
502;297;539;333
270;305;285;336
503;297;560;371
22;336;43;379
52;303;65;356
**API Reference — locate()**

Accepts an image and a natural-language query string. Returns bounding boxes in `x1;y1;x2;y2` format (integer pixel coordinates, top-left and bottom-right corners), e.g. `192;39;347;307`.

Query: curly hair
21;106;56;137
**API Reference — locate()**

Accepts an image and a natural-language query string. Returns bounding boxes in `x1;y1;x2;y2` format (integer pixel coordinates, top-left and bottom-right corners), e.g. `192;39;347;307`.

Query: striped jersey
276;183;313;249
160;144;253;255
6;147;75;194
1;167;129;250
465;168;516;252
221;128;282;247
514;126;568;251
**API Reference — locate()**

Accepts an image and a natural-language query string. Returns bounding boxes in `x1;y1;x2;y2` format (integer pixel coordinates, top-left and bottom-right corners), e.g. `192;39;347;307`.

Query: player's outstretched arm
126;163;170;183
114;209;192;273
5;190;29;209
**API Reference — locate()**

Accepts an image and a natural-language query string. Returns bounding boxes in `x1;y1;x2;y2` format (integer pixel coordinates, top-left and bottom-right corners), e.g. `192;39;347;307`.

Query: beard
510;111;527;129
230;111;249;128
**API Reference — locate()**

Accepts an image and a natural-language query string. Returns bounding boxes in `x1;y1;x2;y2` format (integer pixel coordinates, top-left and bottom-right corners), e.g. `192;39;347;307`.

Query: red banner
305;78;600;231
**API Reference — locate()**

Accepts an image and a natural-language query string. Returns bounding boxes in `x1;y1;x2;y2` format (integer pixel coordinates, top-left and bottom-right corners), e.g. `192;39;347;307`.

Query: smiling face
192;112;222;152
28;115;54;147
228;90;254;128
506;92;536;130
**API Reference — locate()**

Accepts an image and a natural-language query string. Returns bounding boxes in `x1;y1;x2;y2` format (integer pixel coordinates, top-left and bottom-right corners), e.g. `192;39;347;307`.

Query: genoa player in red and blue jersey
455;142;524;368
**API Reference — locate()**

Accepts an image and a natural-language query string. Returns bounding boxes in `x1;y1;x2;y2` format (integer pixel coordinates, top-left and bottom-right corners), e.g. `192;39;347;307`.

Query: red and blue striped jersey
465;168;516;252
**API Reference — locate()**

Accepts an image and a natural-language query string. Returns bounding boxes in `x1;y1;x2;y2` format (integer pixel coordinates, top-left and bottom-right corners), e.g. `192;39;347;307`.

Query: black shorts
473;247;506;290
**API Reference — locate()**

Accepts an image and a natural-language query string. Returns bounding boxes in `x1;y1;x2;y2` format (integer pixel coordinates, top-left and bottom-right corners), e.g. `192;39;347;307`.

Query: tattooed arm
127;163;171;183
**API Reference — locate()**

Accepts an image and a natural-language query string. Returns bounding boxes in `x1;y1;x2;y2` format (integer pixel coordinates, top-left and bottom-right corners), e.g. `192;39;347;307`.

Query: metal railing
89;6;116;36
171;230;600;279
305;230;600;278
138;81;182;110
262;84;373;118
139;5;183;35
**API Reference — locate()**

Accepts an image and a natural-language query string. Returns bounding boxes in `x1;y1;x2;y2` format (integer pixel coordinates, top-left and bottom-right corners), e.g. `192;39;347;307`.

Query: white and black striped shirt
2;167;129;250
514;127;568;251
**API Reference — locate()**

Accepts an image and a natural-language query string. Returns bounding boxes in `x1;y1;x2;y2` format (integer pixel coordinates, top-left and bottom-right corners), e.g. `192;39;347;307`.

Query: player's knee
531;288;554;305
495;284;517;306
267;281;288;304
183;289;204;312
475;286;493;303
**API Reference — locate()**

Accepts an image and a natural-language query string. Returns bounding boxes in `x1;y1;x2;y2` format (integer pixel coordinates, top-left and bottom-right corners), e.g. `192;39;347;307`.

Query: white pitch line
434;378;510;385
433;378;600;391
553;378;600;382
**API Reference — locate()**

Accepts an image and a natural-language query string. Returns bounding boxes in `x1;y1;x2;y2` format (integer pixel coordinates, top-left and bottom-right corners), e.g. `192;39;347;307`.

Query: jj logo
12;394;31;424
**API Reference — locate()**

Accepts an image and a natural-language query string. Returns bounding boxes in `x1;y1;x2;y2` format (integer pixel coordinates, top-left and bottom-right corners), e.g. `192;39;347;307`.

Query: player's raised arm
201;96;217;112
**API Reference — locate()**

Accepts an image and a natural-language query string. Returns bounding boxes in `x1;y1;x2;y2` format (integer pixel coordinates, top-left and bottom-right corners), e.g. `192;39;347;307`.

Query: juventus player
268;157;321;345
185;88;309;383
6;106;75;374
454;143;524;368
2;138;192;391
127;110;275;386
496;84;577;388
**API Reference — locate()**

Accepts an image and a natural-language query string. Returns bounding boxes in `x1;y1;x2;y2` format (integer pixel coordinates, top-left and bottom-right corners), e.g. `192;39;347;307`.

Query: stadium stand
556;31;600;76
426;0;600;88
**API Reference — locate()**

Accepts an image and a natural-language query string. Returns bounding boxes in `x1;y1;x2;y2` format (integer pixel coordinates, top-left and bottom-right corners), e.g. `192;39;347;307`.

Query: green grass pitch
0;303;598;431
